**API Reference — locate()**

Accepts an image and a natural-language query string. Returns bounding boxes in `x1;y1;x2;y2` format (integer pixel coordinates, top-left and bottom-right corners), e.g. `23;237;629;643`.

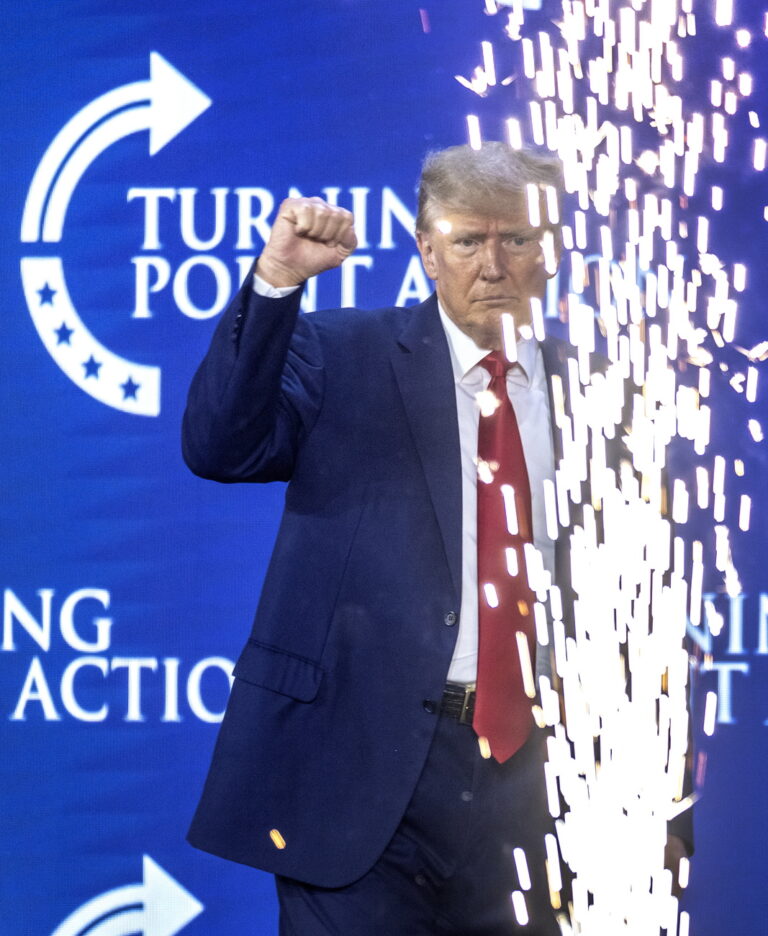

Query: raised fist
256;197;358;287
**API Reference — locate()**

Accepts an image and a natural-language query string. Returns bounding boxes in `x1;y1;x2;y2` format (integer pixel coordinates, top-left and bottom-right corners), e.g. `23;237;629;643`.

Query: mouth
474;296;517;303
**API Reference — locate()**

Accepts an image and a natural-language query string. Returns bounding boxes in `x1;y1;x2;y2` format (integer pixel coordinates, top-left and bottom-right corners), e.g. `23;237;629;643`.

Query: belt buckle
458;683;476;725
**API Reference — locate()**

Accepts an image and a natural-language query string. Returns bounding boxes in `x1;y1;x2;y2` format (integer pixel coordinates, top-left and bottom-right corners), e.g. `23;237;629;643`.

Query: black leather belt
440;682;476;725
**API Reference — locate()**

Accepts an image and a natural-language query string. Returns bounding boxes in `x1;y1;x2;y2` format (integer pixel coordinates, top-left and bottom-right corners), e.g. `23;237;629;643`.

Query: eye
506;235;529;248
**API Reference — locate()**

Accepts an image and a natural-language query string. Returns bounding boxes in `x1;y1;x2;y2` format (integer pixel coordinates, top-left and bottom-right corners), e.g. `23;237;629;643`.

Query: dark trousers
276;714;561;935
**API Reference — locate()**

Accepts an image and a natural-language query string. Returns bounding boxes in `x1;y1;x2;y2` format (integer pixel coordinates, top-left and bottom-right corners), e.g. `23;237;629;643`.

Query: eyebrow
450;226;539;239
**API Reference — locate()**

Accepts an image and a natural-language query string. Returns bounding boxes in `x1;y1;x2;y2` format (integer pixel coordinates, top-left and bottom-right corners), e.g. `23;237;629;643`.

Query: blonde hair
416;142;564;232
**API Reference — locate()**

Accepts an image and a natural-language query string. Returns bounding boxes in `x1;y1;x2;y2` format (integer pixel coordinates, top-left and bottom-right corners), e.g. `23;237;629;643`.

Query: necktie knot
480;350;511;380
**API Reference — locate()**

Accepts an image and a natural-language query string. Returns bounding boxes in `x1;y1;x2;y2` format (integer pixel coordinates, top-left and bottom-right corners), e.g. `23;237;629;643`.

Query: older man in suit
183;143;686;935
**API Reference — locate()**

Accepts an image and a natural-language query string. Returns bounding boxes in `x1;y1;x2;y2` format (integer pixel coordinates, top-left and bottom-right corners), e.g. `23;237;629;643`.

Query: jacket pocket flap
233;640;322;702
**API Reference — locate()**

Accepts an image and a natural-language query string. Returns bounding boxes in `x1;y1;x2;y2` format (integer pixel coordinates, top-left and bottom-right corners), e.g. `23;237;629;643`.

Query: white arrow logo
21;51;211;244
50;854;204;936
20;52;211;415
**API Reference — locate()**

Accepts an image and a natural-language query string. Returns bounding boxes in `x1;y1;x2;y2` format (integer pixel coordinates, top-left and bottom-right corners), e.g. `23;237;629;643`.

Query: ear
543;228;562;279
551;231;562;277
416;230;438;281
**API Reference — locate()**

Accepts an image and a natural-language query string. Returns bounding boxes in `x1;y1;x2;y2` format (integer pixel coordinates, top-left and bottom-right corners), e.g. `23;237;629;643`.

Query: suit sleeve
181;272;324;483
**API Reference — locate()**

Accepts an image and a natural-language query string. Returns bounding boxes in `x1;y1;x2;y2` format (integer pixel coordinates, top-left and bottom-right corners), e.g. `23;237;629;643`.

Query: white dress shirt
251;276;556;684
438;305;556;684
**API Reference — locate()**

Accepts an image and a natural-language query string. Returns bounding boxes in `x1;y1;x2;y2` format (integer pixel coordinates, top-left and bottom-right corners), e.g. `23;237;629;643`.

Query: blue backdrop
2;2;766;934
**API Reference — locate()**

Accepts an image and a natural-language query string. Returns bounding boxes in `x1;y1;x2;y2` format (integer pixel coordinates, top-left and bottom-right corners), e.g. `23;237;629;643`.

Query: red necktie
473;350;535;763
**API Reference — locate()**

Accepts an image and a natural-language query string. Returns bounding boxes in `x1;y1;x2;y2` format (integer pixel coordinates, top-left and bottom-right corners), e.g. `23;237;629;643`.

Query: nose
479;240;506;281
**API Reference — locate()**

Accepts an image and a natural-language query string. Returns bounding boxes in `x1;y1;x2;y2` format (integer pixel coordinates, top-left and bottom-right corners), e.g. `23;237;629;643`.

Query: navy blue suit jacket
183;274;689;886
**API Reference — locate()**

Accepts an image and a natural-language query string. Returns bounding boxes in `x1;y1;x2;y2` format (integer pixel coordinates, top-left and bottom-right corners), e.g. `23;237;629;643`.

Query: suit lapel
390;295;463;602
540;334;574;619
539;335;569;465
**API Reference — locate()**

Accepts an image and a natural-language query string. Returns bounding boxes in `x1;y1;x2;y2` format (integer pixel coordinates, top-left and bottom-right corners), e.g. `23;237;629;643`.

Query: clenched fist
256;197;358;288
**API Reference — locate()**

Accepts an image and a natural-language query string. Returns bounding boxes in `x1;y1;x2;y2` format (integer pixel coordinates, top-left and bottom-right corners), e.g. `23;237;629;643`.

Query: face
416;199;559;350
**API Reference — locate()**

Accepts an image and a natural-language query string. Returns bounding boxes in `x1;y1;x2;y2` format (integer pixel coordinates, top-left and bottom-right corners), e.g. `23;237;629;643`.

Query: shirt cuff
252;273;302;299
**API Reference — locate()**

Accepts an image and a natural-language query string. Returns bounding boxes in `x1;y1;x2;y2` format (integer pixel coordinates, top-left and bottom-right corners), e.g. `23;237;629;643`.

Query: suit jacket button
444;611;457;627
422;699;436;714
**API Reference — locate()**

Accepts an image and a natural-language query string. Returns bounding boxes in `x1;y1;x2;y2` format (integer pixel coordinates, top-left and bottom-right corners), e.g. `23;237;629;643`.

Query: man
183;143;685;934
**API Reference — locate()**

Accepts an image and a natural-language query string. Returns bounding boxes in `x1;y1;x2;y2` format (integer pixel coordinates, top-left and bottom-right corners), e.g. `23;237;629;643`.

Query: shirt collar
437;301;537;385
